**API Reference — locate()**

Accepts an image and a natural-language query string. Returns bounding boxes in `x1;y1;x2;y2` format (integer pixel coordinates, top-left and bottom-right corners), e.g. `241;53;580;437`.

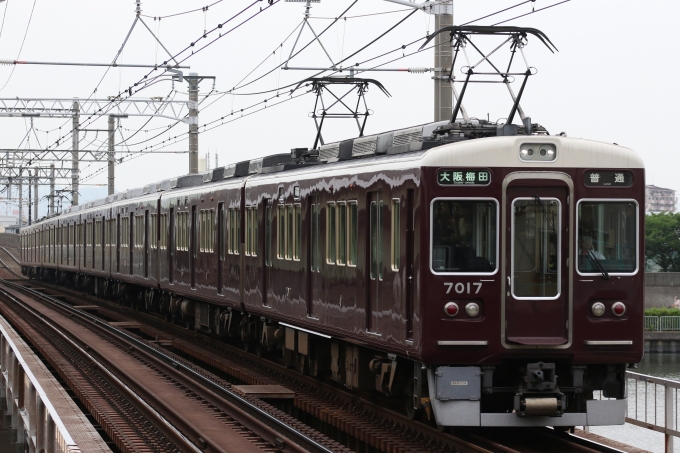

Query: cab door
504;177;571;347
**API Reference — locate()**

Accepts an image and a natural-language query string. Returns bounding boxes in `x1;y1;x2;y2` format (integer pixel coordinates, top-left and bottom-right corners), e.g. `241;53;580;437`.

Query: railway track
0;276;349;453
0;271;637;453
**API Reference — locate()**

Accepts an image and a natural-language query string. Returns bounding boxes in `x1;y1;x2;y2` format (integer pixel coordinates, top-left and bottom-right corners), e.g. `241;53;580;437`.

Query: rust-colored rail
0;279;346;453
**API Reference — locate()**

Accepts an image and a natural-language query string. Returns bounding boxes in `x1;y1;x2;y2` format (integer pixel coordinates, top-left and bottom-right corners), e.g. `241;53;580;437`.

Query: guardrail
0;317;81;452
644;315;680;331
625;371;679;453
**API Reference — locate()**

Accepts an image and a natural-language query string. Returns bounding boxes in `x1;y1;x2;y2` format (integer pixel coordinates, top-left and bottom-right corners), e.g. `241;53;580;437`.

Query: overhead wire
0;0;9;44
27;0;277;167
0;0;37;92
492;0;572;25
142;1;224;20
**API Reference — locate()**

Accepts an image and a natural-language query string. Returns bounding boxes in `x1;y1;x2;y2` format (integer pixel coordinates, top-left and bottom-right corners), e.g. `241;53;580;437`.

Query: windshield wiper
584;247;609;280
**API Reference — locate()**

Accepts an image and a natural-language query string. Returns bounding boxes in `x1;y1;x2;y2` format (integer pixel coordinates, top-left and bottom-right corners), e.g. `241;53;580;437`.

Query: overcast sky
0;0;675;216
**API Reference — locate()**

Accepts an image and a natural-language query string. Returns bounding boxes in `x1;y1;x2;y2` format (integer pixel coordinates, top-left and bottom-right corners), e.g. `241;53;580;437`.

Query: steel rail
0;284;201;452
0;277;336;453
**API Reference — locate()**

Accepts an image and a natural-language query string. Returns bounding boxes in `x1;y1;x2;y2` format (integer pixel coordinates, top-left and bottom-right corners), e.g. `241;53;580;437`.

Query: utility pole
49;164;55;215
188;73;199;174
33;168;38;222
18;178;22;229
186;73;216;174
108;116;115;195
434;1;453;122
72;100;80;206
382;0;454;122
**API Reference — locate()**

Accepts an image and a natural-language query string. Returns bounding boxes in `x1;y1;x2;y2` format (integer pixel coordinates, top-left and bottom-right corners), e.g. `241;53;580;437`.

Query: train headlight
591;302;605;317
465;302;480;317
444;302;459;317
519;143;557;162
612;302;626;317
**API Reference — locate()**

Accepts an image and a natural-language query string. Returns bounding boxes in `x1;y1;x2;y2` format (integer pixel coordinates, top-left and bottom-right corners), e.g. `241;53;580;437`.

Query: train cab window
431;199;498;274
577;201;637;274
327;203;336;264
392;199;400;271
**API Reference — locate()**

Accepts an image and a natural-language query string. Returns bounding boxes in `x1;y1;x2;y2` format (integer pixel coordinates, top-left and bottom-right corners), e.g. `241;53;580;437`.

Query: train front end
420;135;644;427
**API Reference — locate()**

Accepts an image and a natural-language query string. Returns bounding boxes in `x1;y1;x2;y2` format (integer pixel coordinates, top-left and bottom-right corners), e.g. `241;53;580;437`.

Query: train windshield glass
512;198;560;299
577;201;637;274
431;200;497;273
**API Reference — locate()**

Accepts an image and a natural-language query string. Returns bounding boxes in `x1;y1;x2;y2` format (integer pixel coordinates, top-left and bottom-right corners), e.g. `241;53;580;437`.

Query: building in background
646;185;677;213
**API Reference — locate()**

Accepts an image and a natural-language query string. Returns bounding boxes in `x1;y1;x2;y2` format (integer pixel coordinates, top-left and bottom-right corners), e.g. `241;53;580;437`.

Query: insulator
0;60;14;66
408;67;430;74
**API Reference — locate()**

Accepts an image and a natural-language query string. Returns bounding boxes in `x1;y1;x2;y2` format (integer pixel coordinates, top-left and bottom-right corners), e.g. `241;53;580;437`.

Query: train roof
23;119;643;227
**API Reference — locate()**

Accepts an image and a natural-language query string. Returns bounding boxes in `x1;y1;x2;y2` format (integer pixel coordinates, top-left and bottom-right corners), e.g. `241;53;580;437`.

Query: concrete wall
0;233;19;249
645;273;680;308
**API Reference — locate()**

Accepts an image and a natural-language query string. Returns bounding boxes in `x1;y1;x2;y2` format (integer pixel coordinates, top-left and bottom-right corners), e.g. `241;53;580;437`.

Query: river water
589;354;680;453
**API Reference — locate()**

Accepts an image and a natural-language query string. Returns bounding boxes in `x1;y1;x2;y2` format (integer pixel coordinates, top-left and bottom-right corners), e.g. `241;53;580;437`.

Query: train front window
511;198;560;299
577;201;637;274
431;199;497;273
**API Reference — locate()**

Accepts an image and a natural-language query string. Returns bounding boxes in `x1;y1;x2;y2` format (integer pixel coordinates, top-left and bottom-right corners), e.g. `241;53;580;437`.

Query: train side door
504;180;570;346
191;205;197;289
367;191;383;333
307;196;321;317
144;209;149;278
169;207;174;284
263;199;273;306
218;203;224;294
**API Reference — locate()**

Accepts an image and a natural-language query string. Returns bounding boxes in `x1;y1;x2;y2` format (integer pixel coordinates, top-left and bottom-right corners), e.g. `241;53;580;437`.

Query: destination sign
583;170;633;187
437;169;491;186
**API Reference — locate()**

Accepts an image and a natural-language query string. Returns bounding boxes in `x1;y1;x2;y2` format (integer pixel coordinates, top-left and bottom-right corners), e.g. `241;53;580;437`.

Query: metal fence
645;315;680;331
625;371;679;453
646;316;661;331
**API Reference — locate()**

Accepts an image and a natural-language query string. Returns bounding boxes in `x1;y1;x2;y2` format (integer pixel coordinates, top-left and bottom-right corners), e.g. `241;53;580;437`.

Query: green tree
646;212;680;271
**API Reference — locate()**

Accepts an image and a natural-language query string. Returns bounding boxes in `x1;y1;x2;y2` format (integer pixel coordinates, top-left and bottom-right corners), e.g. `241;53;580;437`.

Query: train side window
310;200;320;272
294;204;301;261
208;209;214;253
245;207;251;256
348;201;358;266
160;214;167;249
337;202;346;265
327;202;336;264
228;208;240;255
149;214;157;249
265;204;272;266
252;207;257;256
391;199;400;271
277;205;285;259
286;205;293;260
218;206;225;259
200;210;206;252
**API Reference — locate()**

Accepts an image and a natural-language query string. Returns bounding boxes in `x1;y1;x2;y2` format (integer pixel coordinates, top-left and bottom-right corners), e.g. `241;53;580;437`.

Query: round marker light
465;302;480;317
540;148;547;156
591;302;605;317
612;302;626;317
444;302;459;317
527;148;534;156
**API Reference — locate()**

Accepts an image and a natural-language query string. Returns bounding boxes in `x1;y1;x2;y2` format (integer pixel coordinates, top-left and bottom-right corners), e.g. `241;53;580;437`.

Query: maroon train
20;119;644;427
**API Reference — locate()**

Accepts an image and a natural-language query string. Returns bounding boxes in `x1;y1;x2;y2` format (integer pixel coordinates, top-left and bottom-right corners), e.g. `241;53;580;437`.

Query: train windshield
577;201;637;274
431;200;497;273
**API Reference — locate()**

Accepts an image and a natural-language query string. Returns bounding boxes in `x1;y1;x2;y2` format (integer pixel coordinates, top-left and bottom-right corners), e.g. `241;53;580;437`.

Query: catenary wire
0;0;37;92
142;0;224;20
